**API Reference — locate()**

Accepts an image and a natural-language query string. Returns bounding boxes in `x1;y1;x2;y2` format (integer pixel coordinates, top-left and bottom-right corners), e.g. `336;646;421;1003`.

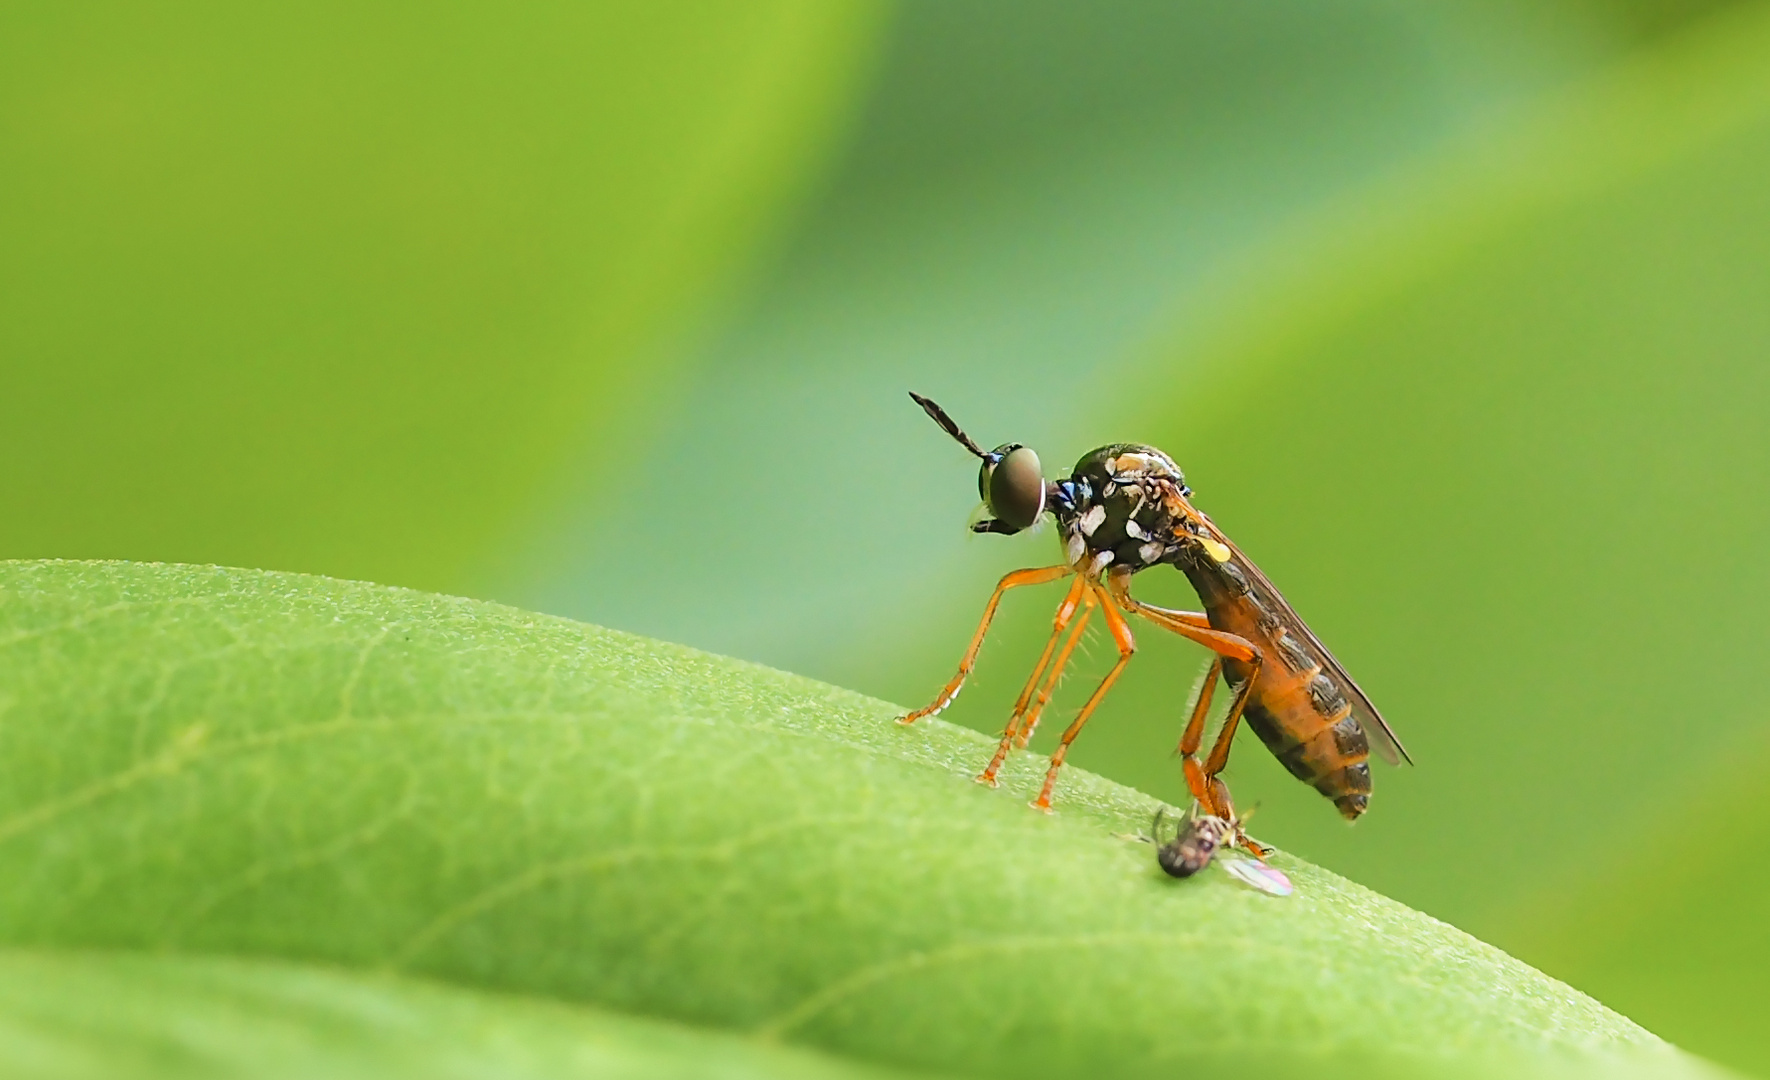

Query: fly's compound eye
978;444;1045;533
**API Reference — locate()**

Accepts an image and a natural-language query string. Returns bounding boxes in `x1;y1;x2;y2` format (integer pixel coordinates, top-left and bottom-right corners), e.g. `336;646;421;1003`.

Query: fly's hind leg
1175;657;1225;811
1174;657;1273;857
1107;573;1265;840
897;564;1072;725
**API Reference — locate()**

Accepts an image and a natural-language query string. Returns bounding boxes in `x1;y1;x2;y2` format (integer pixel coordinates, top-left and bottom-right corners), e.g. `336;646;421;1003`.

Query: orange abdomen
1178;563;1374;819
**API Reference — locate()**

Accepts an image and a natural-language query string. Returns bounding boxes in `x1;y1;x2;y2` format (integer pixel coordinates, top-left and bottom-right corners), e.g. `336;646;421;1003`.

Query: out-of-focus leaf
0;2;885;593
500;0;1620;664
0;950;917;1080
0;560;1723;1080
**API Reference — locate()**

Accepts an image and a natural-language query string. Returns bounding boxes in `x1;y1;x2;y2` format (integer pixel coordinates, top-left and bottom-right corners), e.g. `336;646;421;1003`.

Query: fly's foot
973;772;1000;788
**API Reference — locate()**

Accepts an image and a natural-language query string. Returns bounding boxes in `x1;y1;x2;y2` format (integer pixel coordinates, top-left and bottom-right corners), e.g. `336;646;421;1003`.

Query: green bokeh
6;1;1770;1075
0;2;884;593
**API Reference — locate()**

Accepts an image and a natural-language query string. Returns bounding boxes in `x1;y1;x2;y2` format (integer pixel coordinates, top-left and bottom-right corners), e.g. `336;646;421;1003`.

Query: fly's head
910;392;1053;536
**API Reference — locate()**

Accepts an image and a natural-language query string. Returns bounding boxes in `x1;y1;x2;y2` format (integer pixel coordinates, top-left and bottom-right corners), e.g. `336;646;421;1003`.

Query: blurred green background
5;0;1770;1074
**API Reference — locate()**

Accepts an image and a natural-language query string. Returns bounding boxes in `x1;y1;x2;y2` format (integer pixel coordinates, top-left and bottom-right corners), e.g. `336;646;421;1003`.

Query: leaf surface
0;561;1727;1079
0;950;916;1080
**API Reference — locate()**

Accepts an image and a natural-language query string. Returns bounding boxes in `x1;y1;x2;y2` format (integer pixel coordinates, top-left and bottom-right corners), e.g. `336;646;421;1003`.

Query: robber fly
896;392;1411;821
1150;804;1292;897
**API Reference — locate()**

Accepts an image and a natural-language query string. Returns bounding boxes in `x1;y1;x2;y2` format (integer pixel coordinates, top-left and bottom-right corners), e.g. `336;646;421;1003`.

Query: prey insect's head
909;391;1048;535
1153;805;1231;879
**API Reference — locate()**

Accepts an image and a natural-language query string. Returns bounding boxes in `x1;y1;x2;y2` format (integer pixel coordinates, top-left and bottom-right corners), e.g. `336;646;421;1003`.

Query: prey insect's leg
1000;575;1090;745
978;591;1094;785
897;564;1073;725
1032;583;1136;812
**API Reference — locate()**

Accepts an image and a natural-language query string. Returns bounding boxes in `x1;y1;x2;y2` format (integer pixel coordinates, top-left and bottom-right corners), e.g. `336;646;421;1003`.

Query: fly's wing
1193;510;1413;767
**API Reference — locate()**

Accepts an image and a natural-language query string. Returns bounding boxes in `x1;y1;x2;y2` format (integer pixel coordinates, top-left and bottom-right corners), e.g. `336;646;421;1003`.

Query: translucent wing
1193;510;1413;767
1220;853;1293;897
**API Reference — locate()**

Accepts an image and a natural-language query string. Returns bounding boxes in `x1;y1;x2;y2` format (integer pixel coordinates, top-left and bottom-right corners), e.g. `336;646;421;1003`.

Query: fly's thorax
1053;444;1195;576
1172;541;1253;605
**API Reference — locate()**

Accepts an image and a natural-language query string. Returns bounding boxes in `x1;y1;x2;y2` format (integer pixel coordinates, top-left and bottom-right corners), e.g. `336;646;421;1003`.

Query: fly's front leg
1032;583;1136;812
897;565;1072;725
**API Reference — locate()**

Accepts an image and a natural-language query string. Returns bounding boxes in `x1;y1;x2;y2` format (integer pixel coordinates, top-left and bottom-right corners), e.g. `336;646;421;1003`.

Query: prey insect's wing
1219;851;1294;896
1191;509;1413;767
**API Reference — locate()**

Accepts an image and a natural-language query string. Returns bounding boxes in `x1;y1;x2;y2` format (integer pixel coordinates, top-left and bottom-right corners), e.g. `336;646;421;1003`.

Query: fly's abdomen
1242;693;1373;820
1186;567;1376;820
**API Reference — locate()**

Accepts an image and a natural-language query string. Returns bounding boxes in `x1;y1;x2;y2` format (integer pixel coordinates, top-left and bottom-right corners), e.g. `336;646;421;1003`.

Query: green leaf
0;950;917;1080
0;2;886;593
0;561;1728;1079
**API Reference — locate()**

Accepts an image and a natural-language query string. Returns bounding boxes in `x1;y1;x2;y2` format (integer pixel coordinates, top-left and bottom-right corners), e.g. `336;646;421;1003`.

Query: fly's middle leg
1001;574;1090;748
978;586;1093;786
1032;583;1136;812
1011;596;1093;749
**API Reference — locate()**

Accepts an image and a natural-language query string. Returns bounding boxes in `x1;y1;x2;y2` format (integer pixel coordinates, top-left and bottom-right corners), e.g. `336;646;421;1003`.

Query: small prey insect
1150;804;1292;897
895;392;1411;822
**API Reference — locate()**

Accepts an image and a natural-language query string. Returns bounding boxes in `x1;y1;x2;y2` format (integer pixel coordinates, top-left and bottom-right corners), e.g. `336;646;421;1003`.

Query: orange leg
1176;657;1221;762
1104;572;1256;665
978;592;1094;785
1106;572;1264;827
898;564;1073;725
999;575;1090;746
1013;601;1093;748
1186;648;1262;821
1173;654;1263;821
1032;583;1137;811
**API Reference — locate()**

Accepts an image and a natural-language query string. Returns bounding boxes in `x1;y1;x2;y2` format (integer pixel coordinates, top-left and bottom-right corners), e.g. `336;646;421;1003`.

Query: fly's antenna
909;392;988;460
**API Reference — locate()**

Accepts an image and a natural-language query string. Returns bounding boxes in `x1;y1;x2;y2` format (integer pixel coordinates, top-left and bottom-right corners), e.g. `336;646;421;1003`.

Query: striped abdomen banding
1177;555;1375;820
